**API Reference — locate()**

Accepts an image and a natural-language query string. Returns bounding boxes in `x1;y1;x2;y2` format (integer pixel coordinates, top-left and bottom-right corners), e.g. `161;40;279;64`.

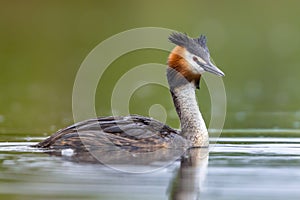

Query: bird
32;32;225;157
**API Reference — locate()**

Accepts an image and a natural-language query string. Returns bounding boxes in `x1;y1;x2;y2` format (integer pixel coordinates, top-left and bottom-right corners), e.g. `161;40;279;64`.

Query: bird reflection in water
169;147;208;200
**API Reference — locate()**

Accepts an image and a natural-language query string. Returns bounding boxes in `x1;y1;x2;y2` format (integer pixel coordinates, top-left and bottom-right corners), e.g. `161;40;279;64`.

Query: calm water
2;1;300;199
1;131;300;200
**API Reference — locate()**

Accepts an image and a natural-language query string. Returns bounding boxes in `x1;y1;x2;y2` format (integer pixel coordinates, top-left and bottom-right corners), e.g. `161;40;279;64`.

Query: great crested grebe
32;32;224;154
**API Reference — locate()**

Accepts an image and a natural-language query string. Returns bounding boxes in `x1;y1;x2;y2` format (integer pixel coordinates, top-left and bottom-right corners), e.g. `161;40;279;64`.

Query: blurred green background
1;0;300;135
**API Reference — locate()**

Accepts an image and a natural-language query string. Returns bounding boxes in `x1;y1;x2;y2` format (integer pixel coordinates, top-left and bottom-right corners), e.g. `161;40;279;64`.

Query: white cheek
185;51;205;74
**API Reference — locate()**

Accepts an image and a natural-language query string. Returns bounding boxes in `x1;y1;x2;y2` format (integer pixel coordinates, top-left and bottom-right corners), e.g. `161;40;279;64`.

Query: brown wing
33;115;186;152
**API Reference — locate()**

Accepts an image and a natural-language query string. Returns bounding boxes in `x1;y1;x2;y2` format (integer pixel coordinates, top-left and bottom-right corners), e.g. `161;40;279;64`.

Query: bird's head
167;32;224;89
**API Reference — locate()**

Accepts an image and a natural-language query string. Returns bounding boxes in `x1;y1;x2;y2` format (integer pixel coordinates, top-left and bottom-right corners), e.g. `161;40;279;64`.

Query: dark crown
168;32;210;62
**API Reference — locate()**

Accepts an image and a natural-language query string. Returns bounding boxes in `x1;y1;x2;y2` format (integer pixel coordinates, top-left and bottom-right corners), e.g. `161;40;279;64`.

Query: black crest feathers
168;32;210;60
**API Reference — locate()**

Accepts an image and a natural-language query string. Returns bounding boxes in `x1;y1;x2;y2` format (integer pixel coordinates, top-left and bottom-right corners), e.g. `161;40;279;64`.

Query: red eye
193;56;198;61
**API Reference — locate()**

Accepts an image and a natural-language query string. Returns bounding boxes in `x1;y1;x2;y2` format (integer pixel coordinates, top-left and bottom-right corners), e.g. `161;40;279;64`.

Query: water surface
1;131;300;200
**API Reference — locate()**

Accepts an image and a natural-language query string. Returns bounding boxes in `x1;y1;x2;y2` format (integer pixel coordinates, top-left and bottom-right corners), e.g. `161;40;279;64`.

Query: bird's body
34;115;188;152
32;32;224;158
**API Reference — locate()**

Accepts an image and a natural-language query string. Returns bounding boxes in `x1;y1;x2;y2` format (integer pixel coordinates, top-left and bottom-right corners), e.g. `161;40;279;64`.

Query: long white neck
171;83;209;147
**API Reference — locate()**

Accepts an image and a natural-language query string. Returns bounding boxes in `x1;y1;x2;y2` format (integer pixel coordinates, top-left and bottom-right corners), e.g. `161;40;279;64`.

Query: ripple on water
1;134;300;200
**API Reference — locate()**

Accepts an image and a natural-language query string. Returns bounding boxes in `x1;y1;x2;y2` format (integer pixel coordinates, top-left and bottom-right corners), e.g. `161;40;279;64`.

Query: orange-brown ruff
168;46;201;87
32;32;224;162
